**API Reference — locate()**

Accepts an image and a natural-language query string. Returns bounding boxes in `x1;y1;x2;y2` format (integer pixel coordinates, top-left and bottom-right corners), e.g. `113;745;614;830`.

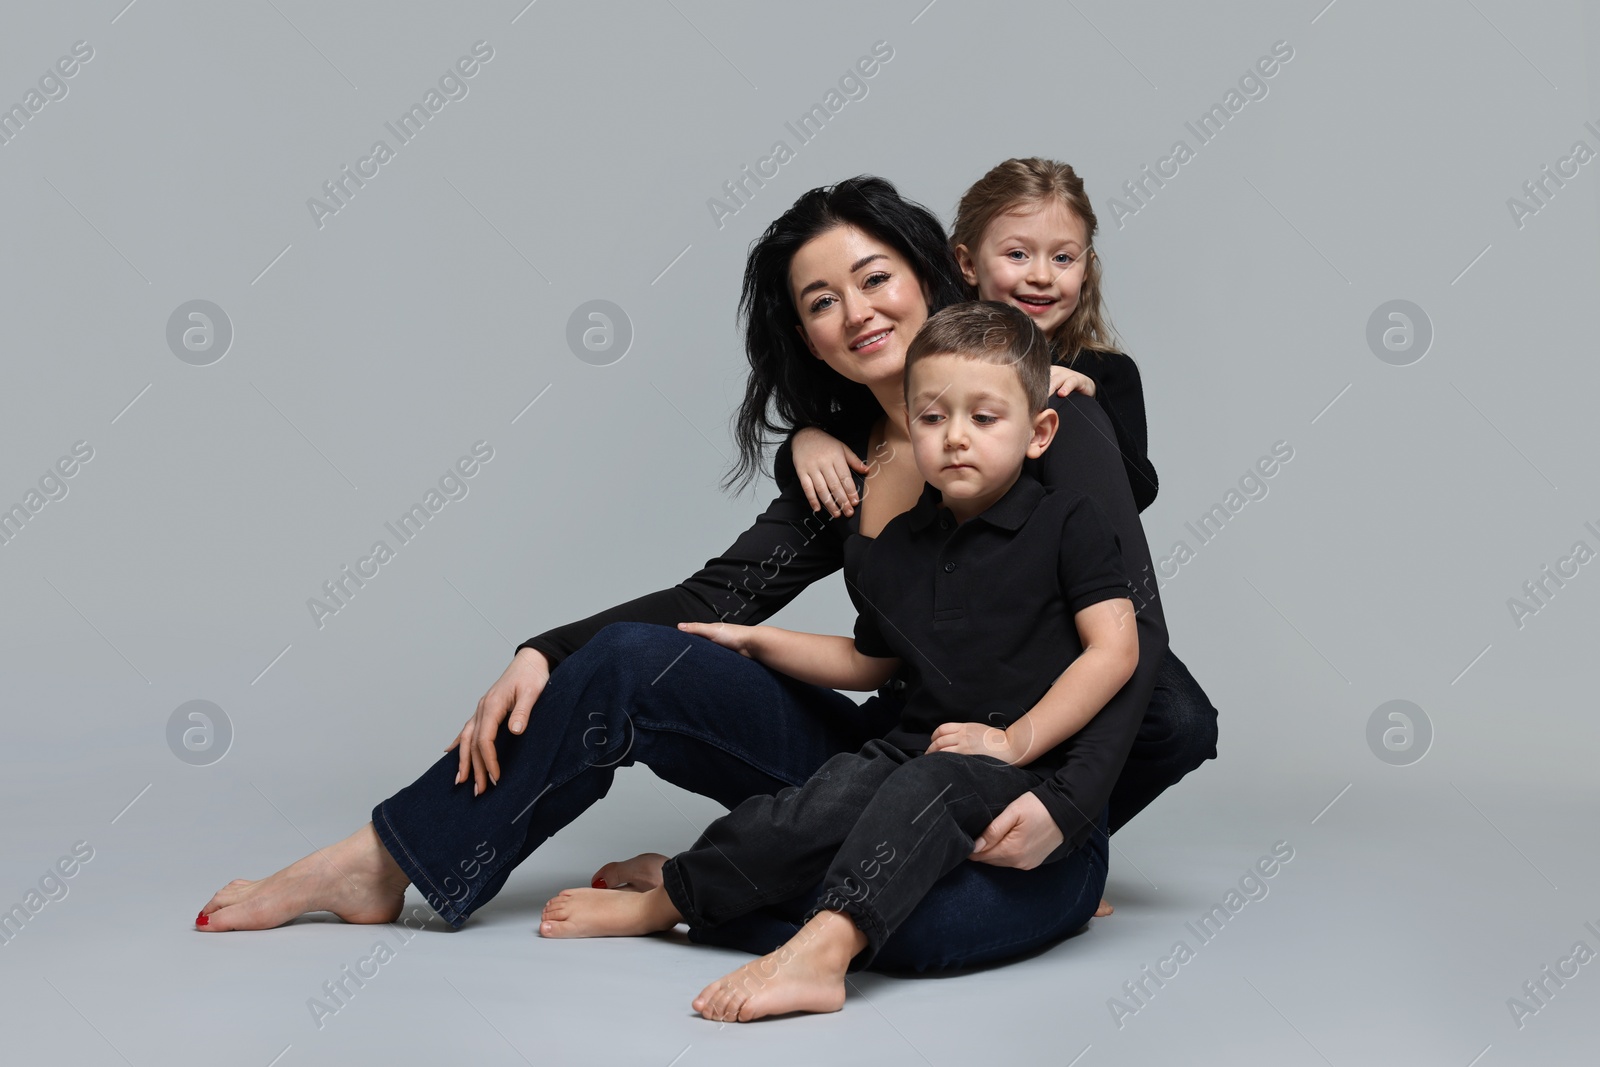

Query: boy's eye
918;413;945;424
973;414;998;425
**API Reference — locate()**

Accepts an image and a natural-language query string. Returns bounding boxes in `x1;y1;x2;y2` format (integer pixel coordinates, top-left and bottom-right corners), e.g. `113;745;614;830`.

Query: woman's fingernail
592;877;608;889
195;911;209;927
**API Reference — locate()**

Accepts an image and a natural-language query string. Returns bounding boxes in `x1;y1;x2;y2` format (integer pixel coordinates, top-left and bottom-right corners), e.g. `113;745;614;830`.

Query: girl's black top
1063;349;1159;514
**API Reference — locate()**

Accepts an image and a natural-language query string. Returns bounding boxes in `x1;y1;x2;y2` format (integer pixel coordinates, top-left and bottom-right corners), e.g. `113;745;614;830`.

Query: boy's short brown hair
904;301;1051;411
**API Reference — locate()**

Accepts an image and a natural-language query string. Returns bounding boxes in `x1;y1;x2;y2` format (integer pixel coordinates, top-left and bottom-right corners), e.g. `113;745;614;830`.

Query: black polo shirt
849;471;1132;775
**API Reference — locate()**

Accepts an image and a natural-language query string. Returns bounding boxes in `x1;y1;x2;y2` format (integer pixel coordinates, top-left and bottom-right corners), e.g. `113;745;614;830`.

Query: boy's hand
969;792;1064;870
678;620;763;658
1050;366;1096;398
792;426;869;518
926;721;1020;764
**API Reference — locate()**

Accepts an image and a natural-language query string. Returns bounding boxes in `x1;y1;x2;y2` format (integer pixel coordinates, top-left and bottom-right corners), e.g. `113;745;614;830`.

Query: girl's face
790;225;929;391
955;199;1090;338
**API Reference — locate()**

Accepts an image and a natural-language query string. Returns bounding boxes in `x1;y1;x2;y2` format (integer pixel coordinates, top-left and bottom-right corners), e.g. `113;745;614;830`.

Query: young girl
783;159;1217;915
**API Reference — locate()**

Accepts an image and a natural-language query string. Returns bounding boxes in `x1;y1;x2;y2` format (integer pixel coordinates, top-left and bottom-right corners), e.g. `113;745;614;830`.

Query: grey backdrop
3;1;1597;1064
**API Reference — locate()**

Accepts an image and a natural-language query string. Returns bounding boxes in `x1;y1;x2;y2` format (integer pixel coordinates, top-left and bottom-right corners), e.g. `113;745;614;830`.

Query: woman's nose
840;289;872;326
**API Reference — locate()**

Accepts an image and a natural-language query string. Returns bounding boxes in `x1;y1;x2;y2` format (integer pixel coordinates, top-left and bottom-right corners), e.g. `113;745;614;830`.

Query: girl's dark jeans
372;622;1217;972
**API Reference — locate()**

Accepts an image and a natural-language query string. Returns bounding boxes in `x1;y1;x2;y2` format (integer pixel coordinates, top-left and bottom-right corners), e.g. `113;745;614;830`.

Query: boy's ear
1027;407;1060;458
953;244;979;288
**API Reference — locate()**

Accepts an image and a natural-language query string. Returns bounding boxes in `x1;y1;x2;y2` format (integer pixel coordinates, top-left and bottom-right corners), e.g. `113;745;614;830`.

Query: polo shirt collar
907;472;1047;533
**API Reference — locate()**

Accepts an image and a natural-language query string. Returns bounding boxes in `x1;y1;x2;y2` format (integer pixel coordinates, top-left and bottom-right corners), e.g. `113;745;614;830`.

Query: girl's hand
969;792;1064;870
926;721;1019;764
792;427;869;518
446;647;551;797
1051;366;1096;398
678;620;763;658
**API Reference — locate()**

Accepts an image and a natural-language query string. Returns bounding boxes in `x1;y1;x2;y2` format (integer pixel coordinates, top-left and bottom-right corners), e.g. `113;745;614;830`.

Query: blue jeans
372;622;1205;971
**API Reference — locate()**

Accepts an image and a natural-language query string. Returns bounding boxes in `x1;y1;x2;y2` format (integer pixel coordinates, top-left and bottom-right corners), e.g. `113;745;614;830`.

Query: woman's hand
678;620;763;658
792;426;869;518
926;721;1019;763
968;792;1064;870
1051;366;1096;398
445;647;551;797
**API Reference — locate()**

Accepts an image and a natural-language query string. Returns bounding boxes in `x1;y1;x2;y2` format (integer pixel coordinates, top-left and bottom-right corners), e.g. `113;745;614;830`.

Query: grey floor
3;750;1594;1066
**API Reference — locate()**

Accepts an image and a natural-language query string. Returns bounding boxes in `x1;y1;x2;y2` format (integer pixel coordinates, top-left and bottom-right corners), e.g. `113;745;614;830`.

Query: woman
197;176;1213;971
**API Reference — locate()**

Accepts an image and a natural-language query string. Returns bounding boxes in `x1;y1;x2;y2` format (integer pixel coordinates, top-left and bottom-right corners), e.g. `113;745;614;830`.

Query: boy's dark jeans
661;739;1052;970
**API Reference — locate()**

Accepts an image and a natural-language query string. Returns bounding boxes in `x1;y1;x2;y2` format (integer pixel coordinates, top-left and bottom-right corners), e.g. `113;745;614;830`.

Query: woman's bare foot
588;852;669;891
539;885;682;938
692;910;866;1023
1096;898;1114;917
197;822;410;932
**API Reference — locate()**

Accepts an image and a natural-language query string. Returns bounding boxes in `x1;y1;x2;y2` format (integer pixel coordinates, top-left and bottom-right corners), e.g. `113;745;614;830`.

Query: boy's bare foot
1096;898;1113;917
588;852;669;891
692;910;865;1023
197;822;410;932
539;885;682;938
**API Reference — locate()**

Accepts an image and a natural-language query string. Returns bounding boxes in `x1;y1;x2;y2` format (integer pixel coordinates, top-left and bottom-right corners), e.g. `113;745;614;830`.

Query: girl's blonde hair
950;157;1121;364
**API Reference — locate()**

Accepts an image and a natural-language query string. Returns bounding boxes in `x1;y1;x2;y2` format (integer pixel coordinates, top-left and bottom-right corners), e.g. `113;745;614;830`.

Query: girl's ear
953;244;979;288
1028;407;1060;458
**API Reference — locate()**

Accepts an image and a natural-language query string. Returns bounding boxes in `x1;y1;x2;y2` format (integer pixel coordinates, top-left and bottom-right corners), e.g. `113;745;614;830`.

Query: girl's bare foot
692;910;865;1023
588;852;669;891
539;885;682;938
1096;898;1114;917
197;822;410;932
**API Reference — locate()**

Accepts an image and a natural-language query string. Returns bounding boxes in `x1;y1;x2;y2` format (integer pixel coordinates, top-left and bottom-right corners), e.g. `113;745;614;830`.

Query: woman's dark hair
725;175;967;492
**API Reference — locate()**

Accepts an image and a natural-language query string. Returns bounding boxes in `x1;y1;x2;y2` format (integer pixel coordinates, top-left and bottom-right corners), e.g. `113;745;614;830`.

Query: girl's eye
1053;252;1076;265
1005;250;1027;261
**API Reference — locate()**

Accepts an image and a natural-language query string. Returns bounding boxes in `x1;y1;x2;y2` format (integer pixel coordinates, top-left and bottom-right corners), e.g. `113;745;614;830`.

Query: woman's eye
863;271;890;288
809;294;836;313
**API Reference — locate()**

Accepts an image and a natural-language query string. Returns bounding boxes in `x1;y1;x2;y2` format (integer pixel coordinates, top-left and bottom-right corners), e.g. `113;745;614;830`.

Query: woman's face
789;225;930;391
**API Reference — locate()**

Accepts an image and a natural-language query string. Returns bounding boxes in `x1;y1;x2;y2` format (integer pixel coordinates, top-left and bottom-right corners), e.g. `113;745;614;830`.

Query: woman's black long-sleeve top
515;393;1168;857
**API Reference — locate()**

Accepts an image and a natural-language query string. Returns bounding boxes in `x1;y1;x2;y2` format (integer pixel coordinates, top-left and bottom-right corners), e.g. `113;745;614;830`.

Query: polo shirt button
944;561;957;573
939;516;951;530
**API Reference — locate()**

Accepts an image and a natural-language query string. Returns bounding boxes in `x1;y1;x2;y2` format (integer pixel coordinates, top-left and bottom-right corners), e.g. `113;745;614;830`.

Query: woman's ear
1027;407;1060;458
794;322;820;358
953;244;979;288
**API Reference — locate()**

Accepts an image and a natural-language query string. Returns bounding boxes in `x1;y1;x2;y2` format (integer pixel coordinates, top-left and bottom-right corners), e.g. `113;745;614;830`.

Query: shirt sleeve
516;435;844;669
1056;493;1134;614
1070;352;1159;512
1025;393;1169;858
849;540;895;658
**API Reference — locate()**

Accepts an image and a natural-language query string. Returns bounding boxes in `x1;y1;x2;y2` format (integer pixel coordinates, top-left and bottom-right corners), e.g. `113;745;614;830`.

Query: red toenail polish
195;911;209;926
592;878;607;889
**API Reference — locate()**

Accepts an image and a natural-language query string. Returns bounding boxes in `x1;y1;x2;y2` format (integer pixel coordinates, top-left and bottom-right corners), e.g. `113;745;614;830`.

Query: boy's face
905;353;1058;521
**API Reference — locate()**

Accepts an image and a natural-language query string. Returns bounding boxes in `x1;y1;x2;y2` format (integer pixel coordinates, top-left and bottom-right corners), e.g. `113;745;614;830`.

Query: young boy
539;301;1139;1022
